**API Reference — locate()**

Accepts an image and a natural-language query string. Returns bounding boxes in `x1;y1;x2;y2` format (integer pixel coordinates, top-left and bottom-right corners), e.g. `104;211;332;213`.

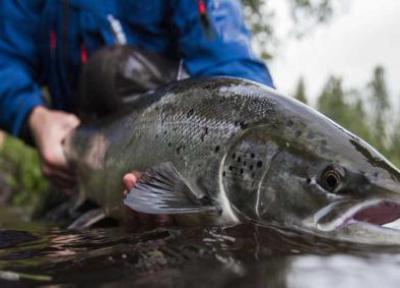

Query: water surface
1;207;400;287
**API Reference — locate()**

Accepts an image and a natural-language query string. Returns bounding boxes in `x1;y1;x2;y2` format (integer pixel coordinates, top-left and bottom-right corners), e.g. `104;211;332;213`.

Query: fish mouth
352;201;400;227
312;199;400;232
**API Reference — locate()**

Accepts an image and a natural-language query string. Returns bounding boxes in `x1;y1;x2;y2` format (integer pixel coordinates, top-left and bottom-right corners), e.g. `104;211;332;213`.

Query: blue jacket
0;0;273;138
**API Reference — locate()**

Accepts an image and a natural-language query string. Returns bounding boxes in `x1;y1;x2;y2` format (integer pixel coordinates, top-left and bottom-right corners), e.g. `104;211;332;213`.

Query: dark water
1;208;400;287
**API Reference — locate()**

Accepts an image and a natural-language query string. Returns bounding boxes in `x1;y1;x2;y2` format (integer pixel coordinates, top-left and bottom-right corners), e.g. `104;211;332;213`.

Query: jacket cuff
13;97;45;146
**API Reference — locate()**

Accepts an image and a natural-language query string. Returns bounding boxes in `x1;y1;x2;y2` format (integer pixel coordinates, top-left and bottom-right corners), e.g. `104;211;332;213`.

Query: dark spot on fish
232;153;236;159
214;146;220;153
321;139;328;146
237;157;241;163
295;130;302;137
240;168;244;174
164;130;168;135
176;146;183;154
287;120;294;127
251;173;255;179
239;121;248;129
187;108;194;118
374;172;379;178
306;178;311;184
222;171;226;177
200;127;208;142
234;121;239;127
257;161;263;168
199;196;213;206
243;161;247;166
229;166;233;171
249;165;254;170
168;142;172;147
250;153;255;159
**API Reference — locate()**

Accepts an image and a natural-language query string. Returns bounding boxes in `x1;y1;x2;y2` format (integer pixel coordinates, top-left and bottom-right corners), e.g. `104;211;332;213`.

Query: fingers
28;107;81;194
41;160;77;190
42;162;76;181
122;170;173;228
62;114;81;130
122;171;142;197
44;173;77;195
122;171;142;190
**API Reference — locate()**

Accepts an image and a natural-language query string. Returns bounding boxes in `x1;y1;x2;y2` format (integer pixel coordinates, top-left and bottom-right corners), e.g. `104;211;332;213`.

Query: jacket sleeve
171;0;274;87
0;1;45;137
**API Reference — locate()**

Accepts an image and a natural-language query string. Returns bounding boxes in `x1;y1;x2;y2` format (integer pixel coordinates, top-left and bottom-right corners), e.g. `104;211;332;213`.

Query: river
1;207;400;287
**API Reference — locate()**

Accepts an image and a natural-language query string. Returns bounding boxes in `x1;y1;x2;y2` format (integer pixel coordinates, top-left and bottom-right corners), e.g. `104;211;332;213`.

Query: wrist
28;106;48;132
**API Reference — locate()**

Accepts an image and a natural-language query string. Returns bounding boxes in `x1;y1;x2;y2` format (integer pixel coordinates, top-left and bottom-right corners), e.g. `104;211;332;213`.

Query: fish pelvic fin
123;162;218;215
68;208;107;230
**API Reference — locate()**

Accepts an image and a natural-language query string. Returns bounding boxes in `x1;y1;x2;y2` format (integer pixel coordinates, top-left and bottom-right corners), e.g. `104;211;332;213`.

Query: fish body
65;76;400;244
66;77;275;221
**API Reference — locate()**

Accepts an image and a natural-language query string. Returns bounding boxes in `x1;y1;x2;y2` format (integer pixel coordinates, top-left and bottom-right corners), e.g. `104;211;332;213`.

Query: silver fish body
65;78;273;220
65;77;400;245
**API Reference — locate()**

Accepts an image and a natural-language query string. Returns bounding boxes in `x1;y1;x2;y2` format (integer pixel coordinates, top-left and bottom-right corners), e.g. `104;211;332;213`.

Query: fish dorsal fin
123;162;217;215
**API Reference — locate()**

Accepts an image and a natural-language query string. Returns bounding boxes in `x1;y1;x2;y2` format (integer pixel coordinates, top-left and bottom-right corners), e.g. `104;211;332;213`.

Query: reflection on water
1;207;400;287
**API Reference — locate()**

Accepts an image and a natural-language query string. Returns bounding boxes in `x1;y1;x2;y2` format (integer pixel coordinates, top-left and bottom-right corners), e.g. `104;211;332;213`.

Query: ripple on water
1;208;400;287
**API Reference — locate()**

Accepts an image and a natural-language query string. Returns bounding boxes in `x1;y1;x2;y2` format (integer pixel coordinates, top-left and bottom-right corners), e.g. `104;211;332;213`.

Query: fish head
223;95;400;244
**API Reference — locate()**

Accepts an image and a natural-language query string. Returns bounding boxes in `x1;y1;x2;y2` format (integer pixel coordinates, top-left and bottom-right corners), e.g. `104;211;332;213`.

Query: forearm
0;0;44;138
0;66;45;138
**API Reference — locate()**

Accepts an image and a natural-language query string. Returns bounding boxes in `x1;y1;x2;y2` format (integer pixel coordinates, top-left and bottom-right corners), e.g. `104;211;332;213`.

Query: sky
268;0;400;106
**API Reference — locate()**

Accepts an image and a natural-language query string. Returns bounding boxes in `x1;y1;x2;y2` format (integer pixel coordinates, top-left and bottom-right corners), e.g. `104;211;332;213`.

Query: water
1;207;400;287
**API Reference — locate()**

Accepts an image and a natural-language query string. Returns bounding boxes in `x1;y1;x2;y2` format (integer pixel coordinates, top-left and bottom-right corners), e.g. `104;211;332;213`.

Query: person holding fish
0;2;273;199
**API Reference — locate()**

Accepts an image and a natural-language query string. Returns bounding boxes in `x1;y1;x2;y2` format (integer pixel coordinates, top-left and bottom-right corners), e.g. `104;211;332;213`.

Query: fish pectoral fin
123;162;217;215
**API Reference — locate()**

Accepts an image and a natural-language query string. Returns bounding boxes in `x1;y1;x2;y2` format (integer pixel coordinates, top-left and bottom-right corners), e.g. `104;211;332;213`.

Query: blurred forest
0;0;399;215
294;66;400;168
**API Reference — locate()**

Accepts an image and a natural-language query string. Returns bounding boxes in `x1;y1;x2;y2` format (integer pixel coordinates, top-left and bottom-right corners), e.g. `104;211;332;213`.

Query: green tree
389;121;400;168
349;97;371;141
293;77;308;104
288;0;344;36
317;76;371;141
388;102;400;168
317;76;348;123
242;0;346;59
367;66;390;152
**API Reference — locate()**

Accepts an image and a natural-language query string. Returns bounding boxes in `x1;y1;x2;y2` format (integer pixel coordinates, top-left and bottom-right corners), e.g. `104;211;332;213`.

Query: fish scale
64;77;400;245
65;78;277;218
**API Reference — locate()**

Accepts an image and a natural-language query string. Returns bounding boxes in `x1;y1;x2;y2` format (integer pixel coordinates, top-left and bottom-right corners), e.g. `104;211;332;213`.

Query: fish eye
319;167;344;193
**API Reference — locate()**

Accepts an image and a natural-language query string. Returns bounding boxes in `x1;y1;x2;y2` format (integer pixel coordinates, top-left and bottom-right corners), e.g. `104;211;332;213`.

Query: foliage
242;0;276;59
367;66;390;152
295;66;400;168
0;135;49;214
390;120;400;168
317;76;372;141
242;0;346;58
293;77;308;104
288;0;343;36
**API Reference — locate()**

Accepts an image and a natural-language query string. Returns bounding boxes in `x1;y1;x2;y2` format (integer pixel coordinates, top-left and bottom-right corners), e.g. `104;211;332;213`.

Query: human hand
122;171;172;227
28;106;80;194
